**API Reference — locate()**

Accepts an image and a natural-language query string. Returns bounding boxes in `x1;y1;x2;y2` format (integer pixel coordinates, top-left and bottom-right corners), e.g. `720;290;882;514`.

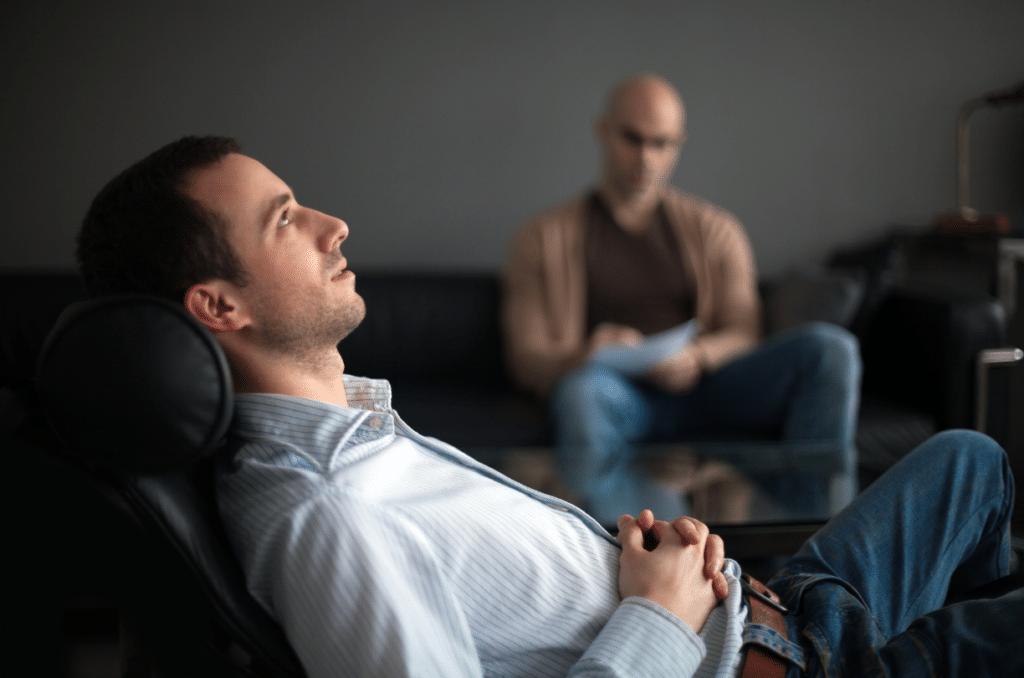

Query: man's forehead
612;115;683;144
607;81;684;134
182;153;287;223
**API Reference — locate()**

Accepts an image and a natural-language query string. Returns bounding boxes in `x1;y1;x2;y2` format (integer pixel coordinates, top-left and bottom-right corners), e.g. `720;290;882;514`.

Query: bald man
502;75;862;525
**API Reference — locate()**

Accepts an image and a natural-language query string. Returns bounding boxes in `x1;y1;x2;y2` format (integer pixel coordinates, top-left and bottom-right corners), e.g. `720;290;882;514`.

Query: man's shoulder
504;194;589;264
662;188;742;226
216;439;388;543
520;192;590;233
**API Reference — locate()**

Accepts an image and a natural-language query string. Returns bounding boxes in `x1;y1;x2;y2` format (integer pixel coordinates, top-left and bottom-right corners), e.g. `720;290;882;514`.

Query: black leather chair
16;295;306;677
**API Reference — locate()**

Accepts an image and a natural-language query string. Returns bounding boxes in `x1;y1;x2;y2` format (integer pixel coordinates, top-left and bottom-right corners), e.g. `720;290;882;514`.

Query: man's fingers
593;323;643;349
636;510;659;550
712;572;729;600
671;518;696;544
703;533;725;578
672;516;707;545
647;361;693;393
672;518;729;599
619;326;644;346
616;517;647;552
703;534;728;599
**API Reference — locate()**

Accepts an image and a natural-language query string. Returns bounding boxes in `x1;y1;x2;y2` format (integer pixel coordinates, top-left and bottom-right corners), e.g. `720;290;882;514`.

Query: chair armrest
860;288;1005;429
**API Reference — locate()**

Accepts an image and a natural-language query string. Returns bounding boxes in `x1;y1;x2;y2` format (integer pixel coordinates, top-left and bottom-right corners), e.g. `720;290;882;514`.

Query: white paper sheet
590;320;700;377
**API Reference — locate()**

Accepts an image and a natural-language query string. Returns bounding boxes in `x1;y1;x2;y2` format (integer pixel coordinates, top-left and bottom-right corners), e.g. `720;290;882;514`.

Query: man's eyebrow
619;125;678;146
261;191;293;231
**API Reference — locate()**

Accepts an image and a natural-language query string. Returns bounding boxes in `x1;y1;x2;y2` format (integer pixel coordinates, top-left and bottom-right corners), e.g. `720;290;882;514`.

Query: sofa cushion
340;272;507;383
855;395;936;487
387;377;551;450
827;236;900;338
763;266;866;335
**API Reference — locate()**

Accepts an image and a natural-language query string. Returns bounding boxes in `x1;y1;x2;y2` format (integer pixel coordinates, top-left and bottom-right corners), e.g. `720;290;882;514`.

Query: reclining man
503;74;861;524
76;135;1020;677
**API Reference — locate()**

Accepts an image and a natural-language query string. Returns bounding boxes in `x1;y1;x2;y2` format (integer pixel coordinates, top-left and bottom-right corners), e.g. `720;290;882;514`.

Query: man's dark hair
77;135;247;301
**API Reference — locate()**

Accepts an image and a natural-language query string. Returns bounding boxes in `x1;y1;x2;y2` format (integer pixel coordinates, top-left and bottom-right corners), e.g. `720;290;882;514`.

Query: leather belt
740;572;790;678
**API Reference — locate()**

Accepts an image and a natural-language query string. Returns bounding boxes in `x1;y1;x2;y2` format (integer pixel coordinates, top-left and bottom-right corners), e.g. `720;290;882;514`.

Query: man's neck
229;348;351;408
597;182;663;235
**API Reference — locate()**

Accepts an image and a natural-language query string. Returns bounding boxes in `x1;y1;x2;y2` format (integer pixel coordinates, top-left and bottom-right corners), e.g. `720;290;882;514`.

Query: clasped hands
587;322;701;392
617;509;728;634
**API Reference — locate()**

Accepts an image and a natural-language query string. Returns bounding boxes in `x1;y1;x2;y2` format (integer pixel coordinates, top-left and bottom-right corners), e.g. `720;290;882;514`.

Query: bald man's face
598;82;685;199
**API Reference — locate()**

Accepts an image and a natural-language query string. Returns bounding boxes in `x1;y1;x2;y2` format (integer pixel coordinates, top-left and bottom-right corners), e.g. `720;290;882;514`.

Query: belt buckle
741;572;789;615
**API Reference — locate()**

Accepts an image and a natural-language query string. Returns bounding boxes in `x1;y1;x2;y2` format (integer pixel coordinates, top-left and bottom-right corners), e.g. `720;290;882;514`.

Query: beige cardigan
501;189;762;396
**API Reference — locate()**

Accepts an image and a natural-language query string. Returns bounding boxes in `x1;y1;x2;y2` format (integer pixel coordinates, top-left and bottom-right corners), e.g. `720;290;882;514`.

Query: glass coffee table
468;441;852;563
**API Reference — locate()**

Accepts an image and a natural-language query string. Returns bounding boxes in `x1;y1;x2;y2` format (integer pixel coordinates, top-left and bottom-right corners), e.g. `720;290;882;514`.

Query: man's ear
183;281;251;333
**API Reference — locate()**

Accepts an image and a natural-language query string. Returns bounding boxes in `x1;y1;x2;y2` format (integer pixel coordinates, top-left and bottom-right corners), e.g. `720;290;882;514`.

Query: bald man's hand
648;346;702;392
585;322;645;357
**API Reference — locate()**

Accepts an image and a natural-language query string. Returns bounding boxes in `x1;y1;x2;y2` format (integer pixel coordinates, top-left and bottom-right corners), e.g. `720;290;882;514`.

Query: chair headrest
36;295;234;472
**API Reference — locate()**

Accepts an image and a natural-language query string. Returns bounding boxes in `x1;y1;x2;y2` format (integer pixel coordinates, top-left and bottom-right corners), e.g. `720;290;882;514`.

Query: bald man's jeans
550;322;861;526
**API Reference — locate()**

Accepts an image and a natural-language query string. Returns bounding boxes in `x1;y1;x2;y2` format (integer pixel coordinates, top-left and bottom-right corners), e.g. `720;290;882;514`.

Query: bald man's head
596;74;686;200
602;74;686;129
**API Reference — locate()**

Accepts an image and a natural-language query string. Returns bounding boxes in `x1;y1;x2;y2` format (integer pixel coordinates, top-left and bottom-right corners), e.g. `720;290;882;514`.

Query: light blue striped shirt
216;375;747;677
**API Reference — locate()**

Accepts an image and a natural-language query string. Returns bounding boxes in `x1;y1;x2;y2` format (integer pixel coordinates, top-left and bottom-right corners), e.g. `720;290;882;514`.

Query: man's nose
317;212;348;252
640;143;658;168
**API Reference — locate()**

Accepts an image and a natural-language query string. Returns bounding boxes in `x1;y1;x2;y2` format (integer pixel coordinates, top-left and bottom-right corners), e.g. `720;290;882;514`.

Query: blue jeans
766;429;1018;677
550;322;861;525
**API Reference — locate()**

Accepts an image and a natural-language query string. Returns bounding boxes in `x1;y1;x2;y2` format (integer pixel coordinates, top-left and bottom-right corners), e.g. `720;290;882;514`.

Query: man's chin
335;297;367;343
617;176;658;197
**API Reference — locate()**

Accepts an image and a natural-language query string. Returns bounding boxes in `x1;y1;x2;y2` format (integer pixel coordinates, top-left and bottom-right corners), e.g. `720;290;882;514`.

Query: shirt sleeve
501;217;586;395
570;598;707;678
686;203;762;373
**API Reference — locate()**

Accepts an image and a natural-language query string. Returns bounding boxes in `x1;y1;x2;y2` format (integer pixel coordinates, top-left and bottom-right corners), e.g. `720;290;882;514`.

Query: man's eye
279;211;291;227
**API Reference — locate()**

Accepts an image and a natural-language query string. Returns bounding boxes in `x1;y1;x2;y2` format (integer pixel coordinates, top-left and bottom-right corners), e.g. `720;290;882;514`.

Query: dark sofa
345;270;1008;487
2;260;1006;488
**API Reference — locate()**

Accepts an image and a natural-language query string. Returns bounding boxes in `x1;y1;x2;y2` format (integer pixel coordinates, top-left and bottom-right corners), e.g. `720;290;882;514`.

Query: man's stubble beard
255;288;367;367
607;163;665;203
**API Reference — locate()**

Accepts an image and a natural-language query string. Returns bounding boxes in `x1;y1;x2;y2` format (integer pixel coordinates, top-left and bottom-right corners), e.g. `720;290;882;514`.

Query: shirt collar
589;188;669;229
229;374;396;471
340;373;393;412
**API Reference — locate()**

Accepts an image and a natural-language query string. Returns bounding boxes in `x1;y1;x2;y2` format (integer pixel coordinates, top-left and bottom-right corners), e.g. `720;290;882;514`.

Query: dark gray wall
2;1;1022;276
